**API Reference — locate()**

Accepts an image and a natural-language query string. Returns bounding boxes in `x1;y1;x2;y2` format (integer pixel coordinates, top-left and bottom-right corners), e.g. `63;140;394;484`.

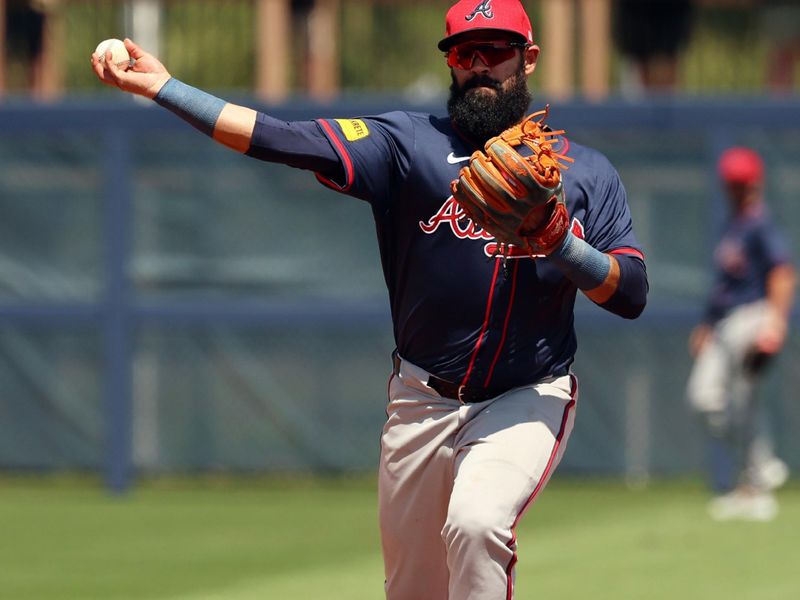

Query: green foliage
62;0;255;93
340;2;450;93
681;6;769;93
162;0;255;90
22;1;800;96
63;1;124;92
1;476;799;599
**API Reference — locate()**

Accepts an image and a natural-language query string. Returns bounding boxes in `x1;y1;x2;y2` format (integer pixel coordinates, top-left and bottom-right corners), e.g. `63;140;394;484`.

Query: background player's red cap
438;0;534;51
718;147;764;186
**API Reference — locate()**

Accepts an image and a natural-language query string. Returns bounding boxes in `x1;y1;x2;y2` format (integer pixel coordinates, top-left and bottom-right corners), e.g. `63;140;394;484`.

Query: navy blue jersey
706;205;792;323
315;111;643;389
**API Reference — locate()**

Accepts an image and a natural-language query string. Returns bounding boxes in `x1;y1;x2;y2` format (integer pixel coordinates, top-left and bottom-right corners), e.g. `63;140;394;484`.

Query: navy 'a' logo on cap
466;0;494;21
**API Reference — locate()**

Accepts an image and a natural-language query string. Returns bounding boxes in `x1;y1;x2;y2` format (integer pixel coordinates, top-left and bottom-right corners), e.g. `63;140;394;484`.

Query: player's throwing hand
91;38;171;99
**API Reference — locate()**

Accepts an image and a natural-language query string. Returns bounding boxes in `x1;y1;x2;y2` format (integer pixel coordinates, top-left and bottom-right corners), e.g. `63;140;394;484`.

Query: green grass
1;475;798;599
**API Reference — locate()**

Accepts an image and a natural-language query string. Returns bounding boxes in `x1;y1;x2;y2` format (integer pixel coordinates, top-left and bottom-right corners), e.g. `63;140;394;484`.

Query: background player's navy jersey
316;111;643;389
705;205;792;323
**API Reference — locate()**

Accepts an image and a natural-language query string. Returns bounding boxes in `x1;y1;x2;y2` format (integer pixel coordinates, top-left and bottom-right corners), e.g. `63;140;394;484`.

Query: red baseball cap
718;147;764;185
438;0;534;51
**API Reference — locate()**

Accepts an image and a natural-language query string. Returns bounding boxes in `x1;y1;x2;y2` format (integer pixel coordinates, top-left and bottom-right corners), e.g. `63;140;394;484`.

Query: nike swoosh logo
447;152;471;164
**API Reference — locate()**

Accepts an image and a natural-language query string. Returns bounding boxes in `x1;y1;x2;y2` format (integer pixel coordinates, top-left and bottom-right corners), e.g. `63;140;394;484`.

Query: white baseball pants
686;300;778;488
379;355;578;600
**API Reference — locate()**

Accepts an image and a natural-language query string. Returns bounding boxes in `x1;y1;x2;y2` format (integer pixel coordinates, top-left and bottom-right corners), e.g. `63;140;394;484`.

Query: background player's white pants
686;300;779;489
379;356;577;600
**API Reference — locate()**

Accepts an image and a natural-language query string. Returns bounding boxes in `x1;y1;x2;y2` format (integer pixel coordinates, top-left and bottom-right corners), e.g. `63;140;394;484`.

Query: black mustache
462;75;502;92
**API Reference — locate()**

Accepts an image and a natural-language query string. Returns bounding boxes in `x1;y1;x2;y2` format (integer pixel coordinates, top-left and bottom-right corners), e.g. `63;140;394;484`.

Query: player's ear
524;45;540;76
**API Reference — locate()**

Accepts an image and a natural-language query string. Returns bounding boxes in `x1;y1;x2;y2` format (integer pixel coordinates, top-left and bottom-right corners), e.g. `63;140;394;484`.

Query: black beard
447;65;532;144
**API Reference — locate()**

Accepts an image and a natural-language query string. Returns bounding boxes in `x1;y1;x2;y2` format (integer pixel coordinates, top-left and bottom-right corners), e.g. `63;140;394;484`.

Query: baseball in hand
95;39;131;69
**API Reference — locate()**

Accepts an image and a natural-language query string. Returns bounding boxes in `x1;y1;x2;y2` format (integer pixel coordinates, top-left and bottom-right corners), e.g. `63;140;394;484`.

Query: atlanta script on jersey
315;111;644;389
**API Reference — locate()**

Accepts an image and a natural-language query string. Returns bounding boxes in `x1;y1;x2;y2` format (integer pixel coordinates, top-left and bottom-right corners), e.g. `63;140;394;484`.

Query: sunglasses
446;41;527;70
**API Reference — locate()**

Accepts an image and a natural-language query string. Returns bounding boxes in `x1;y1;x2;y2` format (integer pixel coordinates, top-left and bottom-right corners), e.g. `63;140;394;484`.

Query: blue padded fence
1;96;799;492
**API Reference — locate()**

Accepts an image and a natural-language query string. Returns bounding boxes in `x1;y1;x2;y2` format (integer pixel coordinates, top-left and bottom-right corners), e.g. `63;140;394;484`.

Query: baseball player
91;1;648;597
687;147;796;522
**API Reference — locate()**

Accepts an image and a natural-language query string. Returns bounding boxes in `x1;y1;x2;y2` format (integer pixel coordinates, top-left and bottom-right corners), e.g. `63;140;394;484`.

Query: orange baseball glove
451;107;573;257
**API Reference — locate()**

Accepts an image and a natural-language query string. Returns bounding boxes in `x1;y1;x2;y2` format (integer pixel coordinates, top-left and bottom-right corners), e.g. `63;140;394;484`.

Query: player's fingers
103;54;130;87
757;341;780;355
124;38;147;60
104;52;120;76
755;331;783;355
90;52;103;75
90;53;118;87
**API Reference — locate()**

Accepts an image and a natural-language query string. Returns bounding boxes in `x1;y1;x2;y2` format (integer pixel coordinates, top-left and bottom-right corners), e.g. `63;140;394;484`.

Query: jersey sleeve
579;150;644;261
246;113;343;177
314;111;415;209
756;217;793;268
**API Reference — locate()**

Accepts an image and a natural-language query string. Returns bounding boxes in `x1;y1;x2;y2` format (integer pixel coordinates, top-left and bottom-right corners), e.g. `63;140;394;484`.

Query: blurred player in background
687;146;796;521
91;0;648;597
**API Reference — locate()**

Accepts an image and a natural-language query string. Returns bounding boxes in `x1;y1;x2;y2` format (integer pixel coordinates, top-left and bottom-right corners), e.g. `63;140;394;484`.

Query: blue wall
1;97;799;491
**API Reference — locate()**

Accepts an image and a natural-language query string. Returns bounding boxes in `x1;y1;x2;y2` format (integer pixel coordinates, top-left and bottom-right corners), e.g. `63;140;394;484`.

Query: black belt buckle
431;377;490;404
393;351;495;404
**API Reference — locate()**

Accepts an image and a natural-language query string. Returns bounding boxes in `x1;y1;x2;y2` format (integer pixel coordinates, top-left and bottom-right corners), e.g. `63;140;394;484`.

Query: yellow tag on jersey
335;119;370;141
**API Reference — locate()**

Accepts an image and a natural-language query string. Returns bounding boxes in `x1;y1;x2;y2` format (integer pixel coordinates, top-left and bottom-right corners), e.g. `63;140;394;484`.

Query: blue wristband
548;232;610;290
153;78;226;137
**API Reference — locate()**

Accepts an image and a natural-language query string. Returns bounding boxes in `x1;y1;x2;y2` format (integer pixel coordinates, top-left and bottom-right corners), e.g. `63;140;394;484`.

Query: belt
391;351;507;404
392;351;570;404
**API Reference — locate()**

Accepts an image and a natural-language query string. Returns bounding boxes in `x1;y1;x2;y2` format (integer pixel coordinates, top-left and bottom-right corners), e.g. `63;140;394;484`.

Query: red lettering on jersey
421;198;586;259
483;243;537;259
570;217;585;239
419;197;493;240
